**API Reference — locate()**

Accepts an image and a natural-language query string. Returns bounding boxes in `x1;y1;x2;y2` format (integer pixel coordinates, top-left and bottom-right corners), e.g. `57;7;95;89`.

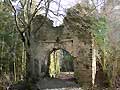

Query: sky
48;0;80;26
12;0;104;26
12;0;80;26
49;0;104;26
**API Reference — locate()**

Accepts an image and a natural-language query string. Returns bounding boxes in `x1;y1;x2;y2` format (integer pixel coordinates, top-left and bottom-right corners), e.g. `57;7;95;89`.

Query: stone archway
31;15;95;87
39;38;75;77
47;48;75;80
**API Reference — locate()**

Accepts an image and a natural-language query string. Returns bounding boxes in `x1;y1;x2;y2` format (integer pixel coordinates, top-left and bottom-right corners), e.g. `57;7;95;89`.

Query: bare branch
57;0;61;15
33;0;51;34
26;0;31;20
17;17;26;27
48;9;65;17
85;1;105;16
18;1;28;26
28;0;43;25
52;0;66;11
19;0;27;9
9;0;25;42
9;0;22;33
90;0;97;10
30;0;33;9
47;13;63;22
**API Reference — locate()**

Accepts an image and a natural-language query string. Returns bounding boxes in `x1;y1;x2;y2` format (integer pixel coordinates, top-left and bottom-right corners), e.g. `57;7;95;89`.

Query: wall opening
48;48;75;81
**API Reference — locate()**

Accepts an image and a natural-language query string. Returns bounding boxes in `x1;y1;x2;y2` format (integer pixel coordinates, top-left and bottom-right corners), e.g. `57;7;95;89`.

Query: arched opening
48;48;75;81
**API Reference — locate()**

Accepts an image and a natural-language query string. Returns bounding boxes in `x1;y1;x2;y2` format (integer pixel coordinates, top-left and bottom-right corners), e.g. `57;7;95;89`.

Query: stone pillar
92;38;96;86
73;39;92;87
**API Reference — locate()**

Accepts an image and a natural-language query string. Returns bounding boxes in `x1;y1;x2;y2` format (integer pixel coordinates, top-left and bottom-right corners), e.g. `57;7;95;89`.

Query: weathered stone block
30;15;94;87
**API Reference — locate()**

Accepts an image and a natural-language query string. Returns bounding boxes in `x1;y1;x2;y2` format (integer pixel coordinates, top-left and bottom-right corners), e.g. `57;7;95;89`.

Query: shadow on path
37;77;80;90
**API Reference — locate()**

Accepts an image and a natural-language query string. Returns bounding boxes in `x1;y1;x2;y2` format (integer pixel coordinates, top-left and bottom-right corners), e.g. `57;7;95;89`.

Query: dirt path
44;87;83;90
8;77;83;90
37;78;82;90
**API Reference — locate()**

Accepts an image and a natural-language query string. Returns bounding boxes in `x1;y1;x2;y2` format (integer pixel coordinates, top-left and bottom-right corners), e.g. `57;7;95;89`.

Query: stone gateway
30;15;96;87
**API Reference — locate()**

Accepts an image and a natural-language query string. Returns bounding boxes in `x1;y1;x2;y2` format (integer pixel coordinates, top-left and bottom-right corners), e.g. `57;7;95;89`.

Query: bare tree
7;0;56;81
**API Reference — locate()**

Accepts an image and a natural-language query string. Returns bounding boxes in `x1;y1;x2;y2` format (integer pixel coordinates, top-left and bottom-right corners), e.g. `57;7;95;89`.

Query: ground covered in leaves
8;77;83;90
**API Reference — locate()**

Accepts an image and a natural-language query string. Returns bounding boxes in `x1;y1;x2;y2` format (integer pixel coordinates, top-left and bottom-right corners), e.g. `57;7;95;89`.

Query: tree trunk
21;43;26;80
0;37;4;75
24;28;33;81
26;50;32;79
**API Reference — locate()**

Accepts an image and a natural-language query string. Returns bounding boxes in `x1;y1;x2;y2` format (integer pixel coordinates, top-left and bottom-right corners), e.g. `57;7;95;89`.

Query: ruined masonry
30;15;95;87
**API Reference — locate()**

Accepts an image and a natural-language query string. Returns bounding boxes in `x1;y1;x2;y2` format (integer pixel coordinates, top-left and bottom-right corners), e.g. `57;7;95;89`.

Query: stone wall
31;15;93;87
